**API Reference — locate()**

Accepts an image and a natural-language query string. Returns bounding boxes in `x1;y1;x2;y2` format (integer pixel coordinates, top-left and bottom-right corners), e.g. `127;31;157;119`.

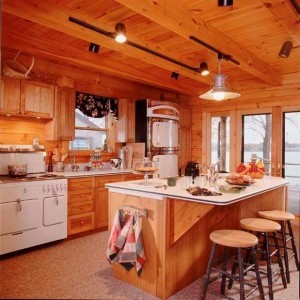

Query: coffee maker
185;161;200;177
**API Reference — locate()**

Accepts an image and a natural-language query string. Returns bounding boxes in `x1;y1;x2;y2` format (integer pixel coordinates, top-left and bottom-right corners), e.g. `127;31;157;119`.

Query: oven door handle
16;198;22;212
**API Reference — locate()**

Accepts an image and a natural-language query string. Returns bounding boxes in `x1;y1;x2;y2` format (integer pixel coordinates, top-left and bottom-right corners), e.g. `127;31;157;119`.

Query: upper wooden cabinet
21;80;54;118
0;77;21;114
45;86;75;141
0;77;54;118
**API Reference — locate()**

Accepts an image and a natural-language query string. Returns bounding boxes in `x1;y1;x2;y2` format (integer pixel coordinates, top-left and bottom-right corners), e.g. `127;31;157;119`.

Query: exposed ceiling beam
261;0;300;45
2;29;196;95
114;0;282;86
2;0;211;86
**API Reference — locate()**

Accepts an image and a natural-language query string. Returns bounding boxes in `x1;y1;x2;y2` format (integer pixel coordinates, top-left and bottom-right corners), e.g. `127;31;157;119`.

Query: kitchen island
106;176;288;299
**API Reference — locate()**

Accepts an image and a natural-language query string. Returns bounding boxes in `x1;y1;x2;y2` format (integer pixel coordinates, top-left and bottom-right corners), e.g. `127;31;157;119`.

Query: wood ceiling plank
114;0;282;85
261;0;300;45
3;0;210;86
2;29;197;95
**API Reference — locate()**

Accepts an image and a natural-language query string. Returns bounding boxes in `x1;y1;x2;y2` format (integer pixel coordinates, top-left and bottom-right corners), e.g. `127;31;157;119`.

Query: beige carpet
0;220;299;300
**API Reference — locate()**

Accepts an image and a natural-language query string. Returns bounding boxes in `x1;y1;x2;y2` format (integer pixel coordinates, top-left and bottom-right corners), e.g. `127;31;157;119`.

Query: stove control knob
56;185;59;192
47;186;50;193
43;186;46;193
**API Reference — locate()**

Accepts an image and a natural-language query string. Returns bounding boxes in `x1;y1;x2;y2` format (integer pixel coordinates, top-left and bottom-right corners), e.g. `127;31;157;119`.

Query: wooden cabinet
0;77;21;114
115;98;127;143
126;99;136;142
68;177;95;235
94;174;124;229
124;173;144;181
45;86;75;141
0;77;54;118
68;174;125;234
21;80;54;118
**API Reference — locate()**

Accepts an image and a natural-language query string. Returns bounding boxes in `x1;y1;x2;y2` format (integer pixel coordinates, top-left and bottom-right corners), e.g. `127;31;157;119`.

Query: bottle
103;140;108;152
47;151;53;172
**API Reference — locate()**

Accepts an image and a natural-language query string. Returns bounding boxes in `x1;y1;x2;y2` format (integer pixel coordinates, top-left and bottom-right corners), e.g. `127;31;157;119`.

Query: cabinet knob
80;221;84;225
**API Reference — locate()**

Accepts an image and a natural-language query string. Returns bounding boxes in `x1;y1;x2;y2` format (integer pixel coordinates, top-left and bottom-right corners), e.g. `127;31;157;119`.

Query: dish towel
106;209;146;276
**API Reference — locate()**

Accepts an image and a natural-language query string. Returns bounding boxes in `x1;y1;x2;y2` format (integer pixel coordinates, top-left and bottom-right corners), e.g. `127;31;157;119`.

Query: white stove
0;145;67;255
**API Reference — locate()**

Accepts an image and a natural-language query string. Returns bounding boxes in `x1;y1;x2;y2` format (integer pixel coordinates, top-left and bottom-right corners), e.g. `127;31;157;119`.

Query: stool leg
264;233;274;300
287;220;300;271
201;242;217;300
280;221;290;283
228;252;238;290
250;246;265;300
273;231;287;289
221;246;229;295
237;247;245;300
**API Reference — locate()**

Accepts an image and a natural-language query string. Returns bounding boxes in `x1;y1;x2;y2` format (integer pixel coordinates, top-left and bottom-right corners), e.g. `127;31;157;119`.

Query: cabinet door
94;188;108;229
126;99;135;142
20;80;54;118
115;98;127;143
58;87;75;140
0;77;21;114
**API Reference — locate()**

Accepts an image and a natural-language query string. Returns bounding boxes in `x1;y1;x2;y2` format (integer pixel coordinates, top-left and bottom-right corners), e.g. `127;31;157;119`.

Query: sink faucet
71;153;79;172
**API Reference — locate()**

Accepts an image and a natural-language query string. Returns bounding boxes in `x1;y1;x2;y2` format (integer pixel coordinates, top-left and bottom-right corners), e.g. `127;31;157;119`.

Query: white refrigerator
147;105;180;178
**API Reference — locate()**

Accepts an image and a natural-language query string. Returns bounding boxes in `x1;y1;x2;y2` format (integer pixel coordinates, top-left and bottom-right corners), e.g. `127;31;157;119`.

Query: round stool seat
210;229;258;248
240;218;281;232
258;210;295;221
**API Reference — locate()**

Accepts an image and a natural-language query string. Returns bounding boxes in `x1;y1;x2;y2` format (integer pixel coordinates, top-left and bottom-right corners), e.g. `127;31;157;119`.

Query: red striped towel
106;209;146;276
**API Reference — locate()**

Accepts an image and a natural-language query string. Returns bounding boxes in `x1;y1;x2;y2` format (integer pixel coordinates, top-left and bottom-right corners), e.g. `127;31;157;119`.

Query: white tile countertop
51;168;133;178
105;176;289;205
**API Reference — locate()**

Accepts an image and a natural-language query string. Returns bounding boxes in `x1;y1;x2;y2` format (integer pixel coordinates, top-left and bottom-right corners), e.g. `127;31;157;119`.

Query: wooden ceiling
2;0;300;96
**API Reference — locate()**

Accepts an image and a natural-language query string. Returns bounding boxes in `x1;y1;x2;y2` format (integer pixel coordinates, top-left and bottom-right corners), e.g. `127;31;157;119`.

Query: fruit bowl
236;159;265;179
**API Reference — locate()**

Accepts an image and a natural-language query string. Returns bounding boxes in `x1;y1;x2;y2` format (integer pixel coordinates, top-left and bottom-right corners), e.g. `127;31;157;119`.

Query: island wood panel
108;185;287;299
108;192;167;298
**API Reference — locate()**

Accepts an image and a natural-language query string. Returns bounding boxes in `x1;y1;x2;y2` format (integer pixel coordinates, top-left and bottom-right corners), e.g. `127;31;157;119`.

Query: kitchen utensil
55;161;65;172
61;153;68;162
8;164;27;177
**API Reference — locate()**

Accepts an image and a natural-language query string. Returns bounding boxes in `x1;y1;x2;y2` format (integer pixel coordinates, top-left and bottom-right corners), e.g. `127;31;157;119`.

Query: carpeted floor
0;220;299;300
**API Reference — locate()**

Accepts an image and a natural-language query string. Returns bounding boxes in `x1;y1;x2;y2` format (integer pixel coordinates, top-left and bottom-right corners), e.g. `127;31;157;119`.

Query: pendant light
199;58;240;101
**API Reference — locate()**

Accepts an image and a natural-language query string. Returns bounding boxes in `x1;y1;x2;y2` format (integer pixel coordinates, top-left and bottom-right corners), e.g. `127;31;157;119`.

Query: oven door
0;198;39;235
43;196;66;226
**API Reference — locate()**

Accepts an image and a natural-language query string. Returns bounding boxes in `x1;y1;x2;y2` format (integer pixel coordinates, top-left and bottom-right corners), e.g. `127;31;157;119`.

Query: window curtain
76;91;118;119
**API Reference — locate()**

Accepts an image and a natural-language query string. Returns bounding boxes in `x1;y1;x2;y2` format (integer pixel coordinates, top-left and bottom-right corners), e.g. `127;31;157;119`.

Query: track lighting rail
189;36;240;65
69;16;203;75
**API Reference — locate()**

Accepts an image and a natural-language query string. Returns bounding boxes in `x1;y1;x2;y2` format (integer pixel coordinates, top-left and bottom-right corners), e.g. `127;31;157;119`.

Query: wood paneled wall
0;51;191;164
184;73;300;164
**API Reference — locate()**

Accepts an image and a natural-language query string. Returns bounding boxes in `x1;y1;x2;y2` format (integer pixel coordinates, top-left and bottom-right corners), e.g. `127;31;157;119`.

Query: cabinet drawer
68;189;94;204
124;174;144;181
68;177;94;190
95;175;124;188
68;200;94;215
68;212;94;235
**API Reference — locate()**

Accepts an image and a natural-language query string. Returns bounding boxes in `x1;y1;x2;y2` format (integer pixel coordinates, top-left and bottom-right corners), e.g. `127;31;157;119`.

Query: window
241;113;272;174
69;109;107;150
211;116;230;172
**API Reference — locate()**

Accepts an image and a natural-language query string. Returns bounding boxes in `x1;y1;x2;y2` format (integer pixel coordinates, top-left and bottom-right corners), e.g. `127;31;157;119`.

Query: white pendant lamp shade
199;61;240;101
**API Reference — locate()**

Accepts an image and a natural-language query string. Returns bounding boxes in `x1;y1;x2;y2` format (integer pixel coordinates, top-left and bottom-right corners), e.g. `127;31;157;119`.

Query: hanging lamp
199;58;240;101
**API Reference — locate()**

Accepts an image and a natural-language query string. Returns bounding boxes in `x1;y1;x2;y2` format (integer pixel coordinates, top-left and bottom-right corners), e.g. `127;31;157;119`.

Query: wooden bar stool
258;210;300;283
201;229;265;300
240;218;287;300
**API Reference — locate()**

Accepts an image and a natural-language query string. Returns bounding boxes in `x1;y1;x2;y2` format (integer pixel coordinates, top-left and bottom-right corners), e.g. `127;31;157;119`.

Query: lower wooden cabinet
68;174;126;235
68;212;95;235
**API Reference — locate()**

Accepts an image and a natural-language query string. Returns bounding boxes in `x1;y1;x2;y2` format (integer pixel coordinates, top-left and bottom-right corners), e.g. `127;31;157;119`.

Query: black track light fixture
89;43;100;53
114;23;127;43
218;0;233;6
199;62;209;76
279;41;293;58
171;72;179;80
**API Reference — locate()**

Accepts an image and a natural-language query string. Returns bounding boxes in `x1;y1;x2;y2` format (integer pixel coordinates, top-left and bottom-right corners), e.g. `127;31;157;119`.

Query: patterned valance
76;91;118;119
